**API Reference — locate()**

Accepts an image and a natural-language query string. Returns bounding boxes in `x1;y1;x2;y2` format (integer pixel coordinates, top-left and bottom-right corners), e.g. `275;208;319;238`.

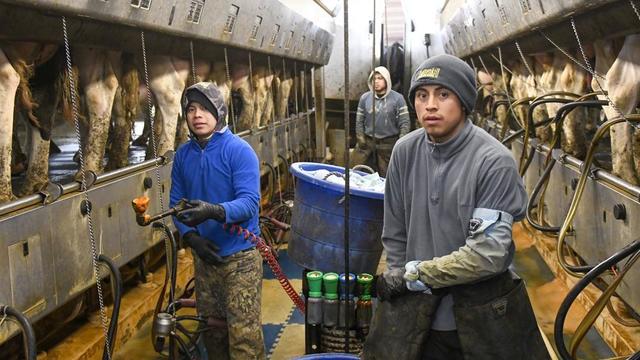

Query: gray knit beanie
408;54;477;114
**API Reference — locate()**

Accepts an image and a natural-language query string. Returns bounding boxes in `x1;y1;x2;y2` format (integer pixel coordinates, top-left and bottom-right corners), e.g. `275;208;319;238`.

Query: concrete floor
113;224;619;359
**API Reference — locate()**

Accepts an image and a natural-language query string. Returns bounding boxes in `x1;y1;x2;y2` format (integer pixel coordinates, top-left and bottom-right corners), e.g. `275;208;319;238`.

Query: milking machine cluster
303;270;375;354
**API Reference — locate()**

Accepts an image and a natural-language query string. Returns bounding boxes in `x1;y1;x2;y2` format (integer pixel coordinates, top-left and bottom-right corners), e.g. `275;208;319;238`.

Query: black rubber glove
376;268;408;301
182;231;225;265
177;199;226;227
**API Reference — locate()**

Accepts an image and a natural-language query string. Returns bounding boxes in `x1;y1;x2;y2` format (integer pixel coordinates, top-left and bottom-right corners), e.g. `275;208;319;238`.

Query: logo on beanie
417;67;440;79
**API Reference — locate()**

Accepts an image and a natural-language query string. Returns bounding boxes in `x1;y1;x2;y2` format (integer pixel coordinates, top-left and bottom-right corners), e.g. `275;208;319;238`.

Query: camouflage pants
193;248;265;360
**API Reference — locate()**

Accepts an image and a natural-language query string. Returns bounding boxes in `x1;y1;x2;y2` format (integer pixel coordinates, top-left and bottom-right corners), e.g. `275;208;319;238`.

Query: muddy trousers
193;248;266;360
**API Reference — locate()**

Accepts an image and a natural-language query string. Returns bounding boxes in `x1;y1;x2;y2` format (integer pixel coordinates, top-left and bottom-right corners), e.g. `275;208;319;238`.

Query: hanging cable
140;31;179;357
224;47;237;133
189;40;197;85
62;17;112;359
570;17;637;130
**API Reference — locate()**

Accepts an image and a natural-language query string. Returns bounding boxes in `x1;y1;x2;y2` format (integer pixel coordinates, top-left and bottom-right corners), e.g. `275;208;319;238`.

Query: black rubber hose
153;222;178;307
98;255;123;360
526;158;560;233
554;239;640;360
1;305;37;360
501;128;524;145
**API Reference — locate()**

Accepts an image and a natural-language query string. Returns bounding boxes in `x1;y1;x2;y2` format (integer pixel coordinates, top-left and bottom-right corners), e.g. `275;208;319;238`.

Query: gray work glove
177;199;226;227
376;268;409;301
356;134;368;150
182;231;225;265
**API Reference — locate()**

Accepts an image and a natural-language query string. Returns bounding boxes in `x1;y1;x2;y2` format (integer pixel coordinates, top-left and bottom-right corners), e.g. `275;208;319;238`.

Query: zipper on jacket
430;144;440;205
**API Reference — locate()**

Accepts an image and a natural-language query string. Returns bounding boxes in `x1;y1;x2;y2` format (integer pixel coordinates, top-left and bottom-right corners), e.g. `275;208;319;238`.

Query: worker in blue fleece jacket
170;82;265;359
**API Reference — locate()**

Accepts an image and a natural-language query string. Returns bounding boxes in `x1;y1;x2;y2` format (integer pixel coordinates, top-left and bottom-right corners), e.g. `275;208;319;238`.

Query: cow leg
75;48;120;175
175;114;189;146
11;129;27;175
148;56;188;157
0;49;21;202
235;75;254;132
106;88;130;170
17;80;58;197
106;56;138;171
18;124;50;196
264;86;274;126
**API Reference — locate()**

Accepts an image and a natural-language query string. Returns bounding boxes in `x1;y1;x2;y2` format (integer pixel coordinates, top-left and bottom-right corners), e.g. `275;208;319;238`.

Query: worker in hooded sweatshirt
354;66;410;177
170;82;265;359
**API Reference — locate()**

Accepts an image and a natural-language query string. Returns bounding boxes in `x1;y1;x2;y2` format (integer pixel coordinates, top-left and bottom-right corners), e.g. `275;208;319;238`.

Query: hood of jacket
181;82;228;133
368;66;392;99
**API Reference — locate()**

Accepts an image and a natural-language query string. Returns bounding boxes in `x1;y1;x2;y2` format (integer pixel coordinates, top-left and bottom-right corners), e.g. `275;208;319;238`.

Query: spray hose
223;223;306;314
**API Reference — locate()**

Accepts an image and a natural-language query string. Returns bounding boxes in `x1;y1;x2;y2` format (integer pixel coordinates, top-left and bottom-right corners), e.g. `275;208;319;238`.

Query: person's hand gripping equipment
375;268;409;301
404;261;431;293
182;231;225;265
176;199;226;227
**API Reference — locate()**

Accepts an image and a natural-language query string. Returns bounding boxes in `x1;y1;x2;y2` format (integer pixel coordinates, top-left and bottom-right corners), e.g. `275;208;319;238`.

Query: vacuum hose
224;224;306;313
0;305;37;360
150;222;178;353
97;255;123;360
554;239;640;360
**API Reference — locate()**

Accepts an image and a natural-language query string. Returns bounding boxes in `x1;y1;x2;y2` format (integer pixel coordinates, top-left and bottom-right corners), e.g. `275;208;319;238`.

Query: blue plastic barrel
294;353;360;359
288;162;384;275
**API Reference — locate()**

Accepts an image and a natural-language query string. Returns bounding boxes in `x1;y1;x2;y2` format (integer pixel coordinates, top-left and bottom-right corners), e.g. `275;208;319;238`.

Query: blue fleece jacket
170;128;260;256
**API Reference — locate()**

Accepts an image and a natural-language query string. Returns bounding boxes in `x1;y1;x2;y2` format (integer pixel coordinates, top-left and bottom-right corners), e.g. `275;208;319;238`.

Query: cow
558;53;592;159
595;34;640;185
0;42;58;202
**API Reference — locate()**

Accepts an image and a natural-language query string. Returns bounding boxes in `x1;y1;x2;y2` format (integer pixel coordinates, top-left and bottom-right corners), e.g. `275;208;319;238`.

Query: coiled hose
0;305;37;360
554;239;640;360
97;255;123;360
224;224;306;313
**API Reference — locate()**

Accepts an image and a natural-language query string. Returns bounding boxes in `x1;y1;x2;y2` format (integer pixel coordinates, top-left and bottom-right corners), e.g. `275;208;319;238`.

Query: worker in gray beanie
408;54;477;114
363;53;549;360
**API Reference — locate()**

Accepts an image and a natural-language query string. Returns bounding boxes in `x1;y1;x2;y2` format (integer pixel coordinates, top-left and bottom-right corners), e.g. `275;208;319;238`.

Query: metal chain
537;28;606;81
478;55;491;79
513;41;544;92
631;0;640;23
293;61;300;116
62;16;111;359
248;51;257;130
224;47;237;132
140;31;174;317
497;46;520;127
570;17;627;121
516;40;535;79
0;306;7;329
267;56;275;125
189;40;197;85
140;31;166;216
282;57;290;120
469;57;478;79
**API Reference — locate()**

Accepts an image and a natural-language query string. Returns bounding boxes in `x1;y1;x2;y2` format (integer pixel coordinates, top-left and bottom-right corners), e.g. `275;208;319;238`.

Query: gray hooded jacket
355;66;410;139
